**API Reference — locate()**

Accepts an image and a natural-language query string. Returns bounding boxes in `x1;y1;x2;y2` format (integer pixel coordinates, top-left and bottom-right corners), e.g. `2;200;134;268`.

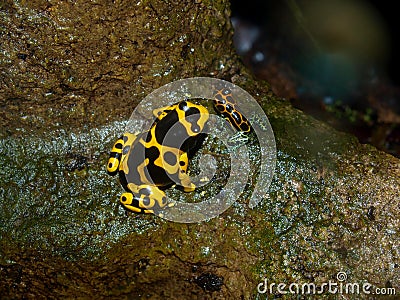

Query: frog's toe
167;200;176;207
183;184;196;192
179;177;196;192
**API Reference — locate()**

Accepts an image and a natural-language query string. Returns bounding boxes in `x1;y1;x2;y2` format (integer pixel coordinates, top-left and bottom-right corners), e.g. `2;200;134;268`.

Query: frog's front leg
120;184;173;215
176;151;196;192
227;131;250;149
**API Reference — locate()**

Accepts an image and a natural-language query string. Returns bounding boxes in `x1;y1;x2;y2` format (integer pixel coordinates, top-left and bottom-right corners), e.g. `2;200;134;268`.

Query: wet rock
0;0;399;299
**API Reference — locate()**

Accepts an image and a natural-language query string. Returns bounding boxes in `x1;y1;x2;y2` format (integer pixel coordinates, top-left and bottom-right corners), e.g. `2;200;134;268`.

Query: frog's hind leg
121;184;173;215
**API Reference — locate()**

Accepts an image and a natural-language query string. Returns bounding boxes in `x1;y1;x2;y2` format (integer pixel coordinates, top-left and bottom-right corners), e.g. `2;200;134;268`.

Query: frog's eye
191;124;200;133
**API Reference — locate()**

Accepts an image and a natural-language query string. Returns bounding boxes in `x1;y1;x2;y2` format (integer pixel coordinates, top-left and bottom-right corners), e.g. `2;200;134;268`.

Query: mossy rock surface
1;0;399;299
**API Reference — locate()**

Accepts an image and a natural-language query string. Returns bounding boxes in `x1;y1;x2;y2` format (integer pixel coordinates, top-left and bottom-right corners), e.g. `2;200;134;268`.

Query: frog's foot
120;185;172;215
182;183;196;192
166;201;176;207
120;193;147;214
227;131;249;149
176;172;196;192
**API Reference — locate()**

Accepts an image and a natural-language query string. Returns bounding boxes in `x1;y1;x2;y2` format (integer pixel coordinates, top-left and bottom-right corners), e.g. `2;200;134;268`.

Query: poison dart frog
107;88;253;215
107;101;209;215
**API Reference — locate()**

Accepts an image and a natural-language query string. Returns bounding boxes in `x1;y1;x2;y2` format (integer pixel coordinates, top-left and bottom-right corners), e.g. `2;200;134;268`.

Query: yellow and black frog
107;88;253;216
107;101;209;215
